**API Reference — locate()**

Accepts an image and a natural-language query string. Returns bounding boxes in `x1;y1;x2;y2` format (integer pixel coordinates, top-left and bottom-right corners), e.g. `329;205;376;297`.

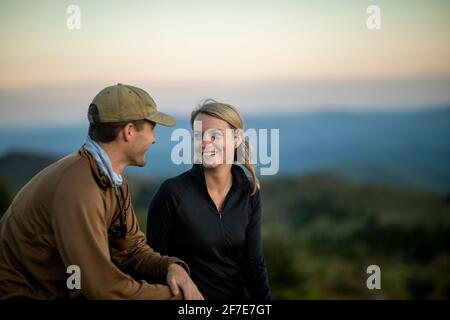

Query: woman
147;99;271;300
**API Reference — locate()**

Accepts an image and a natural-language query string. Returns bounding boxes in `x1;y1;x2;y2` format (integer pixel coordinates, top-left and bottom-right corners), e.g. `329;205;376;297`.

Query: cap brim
145;111;176;127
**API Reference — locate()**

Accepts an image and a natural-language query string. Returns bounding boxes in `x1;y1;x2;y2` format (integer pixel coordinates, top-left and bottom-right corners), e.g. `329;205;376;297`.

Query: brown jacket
0;148;187;299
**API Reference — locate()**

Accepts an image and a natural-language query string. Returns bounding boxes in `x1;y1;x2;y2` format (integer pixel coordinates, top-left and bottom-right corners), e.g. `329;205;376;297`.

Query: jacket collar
79;147;111;189
190;164;251;192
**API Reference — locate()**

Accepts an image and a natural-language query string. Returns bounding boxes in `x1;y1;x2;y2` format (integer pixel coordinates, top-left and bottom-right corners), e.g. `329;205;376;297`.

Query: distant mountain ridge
0;106;449;192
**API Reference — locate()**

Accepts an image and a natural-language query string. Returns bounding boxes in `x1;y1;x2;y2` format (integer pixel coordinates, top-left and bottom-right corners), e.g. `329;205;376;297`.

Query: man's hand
167;263;204;300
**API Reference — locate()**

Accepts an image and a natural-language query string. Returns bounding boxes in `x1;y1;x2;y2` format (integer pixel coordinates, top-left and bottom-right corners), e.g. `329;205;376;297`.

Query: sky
0;0;449;127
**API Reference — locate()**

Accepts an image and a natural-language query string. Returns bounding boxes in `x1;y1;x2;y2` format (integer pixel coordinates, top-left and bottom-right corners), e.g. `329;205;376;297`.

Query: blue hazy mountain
1;106;449;192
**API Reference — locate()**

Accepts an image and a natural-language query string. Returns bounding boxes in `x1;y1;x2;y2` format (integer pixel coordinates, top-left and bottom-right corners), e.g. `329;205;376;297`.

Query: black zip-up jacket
147;164;271;300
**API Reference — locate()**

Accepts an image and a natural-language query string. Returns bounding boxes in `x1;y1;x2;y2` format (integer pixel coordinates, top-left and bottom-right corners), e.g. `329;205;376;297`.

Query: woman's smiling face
193;113;234;169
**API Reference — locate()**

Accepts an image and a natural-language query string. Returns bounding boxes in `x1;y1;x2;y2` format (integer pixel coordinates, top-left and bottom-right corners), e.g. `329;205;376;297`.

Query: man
0;83;203;300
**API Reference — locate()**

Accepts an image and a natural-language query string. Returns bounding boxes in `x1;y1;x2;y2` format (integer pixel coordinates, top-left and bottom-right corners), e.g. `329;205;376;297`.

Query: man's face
127;121;156;167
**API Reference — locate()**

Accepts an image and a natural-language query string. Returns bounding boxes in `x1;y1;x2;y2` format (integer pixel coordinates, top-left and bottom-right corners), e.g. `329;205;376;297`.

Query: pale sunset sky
0;0;449;127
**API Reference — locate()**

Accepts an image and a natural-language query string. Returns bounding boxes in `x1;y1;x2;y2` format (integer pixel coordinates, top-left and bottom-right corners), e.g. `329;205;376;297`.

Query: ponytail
242;137;260;195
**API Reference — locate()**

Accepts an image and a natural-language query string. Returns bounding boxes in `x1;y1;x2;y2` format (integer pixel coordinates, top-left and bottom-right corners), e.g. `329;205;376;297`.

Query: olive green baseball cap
88;83;176;126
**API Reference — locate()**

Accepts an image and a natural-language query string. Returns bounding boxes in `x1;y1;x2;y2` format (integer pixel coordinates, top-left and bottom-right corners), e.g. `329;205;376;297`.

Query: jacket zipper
217;191;234;256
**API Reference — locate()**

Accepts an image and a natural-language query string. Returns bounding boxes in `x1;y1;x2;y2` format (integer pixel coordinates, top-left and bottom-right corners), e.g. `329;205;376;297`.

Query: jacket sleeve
146;181;176;256
242;188;272;300
109;202;189;281
109;180;188;280
51;176;182;300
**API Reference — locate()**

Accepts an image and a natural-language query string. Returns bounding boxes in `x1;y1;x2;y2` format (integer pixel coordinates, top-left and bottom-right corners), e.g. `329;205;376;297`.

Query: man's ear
122;123;135;142
234;128;244;149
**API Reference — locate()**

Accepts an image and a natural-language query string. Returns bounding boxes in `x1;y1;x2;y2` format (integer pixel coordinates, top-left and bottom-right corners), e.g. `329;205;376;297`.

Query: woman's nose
202;140;212;148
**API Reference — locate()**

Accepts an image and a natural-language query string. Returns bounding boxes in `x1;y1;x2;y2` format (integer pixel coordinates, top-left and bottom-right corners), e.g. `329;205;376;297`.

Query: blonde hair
190;99;260;195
